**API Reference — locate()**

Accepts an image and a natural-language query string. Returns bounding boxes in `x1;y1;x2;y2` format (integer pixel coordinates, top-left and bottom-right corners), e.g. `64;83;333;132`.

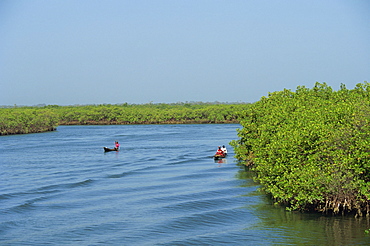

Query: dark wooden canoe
104;147;118;152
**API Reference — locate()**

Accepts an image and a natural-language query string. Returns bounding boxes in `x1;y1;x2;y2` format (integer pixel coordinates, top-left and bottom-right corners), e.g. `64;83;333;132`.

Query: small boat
213;154;226;160
104;147;118;152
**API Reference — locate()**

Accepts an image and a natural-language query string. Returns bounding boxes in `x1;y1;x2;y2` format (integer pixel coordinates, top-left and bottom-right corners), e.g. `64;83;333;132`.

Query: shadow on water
236;168;370;245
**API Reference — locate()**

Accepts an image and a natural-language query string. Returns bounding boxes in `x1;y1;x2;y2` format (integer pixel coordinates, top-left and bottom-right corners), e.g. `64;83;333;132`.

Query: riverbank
232;82;370;216
0;108;59;135
59;119;239;125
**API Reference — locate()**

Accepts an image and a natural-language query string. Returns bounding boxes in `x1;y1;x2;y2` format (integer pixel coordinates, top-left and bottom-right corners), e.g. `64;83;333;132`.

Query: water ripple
2;125;367;245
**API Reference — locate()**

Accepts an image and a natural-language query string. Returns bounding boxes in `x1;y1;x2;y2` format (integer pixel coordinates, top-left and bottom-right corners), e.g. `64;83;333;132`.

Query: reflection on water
215;158;228;167
237;169;370;245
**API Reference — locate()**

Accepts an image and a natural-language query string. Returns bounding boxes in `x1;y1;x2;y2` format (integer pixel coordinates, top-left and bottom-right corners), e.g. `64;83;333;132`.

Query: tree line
231;82;370;216
0;102;249;135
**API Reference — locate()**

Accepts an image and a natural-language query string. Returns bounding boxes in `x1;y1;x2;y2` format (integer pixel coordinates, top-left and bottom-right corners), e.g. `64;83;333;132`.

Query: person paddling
215;146;224;156
115;141;120;150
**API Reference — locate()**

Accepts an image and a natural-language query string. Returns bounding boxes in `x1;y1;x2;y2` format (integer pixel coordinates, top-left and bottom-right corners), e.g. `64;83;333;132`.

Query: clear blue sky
1;0;369;106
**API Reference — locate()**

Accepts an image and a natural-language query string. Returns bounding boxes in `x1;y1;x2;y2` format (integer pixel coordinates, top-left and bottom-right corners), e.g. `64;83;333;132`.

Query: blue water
1;124;369;245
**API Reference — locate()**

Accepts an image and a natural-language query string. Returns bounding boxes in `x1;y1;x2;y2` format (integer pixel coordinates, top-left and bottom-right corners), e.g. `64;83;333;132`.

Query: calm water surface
1;124;369;245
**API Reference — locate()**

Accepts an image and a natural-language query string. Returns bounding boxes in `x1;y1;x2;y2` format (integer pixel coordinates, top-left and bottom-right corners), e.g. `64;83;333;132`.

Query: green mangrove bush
231;82;370;216
0;108;59;135
54;103;248;125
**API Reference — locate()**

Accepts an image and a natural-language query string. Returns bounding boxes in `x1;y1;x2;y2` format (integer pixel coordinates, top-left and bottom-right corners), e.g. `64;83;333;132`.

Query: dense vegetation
54;103;248;125
0;103;248;135
0;108;59;135
231;82;370;216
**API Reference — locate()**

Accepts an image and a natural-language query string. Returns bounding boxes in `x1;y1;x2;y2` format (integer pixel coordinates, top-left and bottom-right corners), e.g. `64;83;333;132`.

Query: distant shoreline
0;103;249;135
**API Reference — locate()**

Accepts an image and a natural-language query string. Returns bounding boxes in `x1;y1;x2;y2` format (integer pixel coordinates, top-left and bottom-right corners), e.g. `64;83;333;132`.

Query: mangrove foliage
54;103;248;125
0;108;59;135
231;82;370;216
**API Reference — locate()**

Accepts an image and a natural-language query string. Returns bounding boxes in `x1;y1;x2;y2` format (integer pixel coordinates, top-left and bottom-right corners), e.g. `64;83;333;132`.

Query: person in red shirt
215;146;224;156
115;141;120;150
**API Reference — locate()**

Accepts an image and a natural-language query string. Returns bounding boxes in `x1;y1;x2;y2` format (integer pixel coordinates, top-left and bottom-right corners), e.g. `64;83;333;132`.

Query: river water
1;124;369;245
